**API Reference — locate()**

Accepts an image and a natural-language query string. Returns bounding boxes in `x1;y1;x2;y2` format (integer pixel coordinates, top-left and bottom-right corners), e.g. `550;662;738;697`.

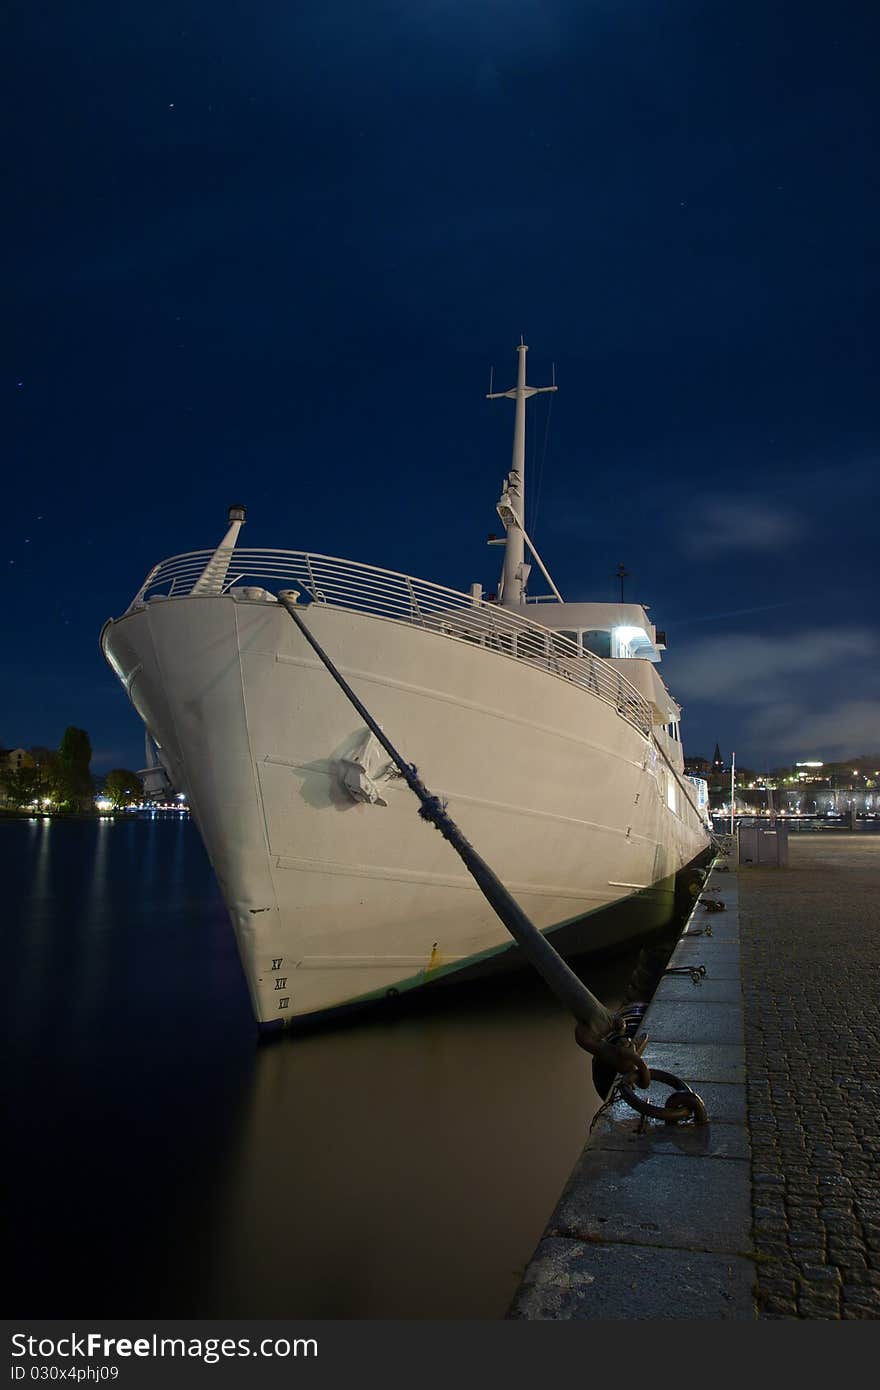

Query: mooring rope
276;590;712;1121
274;591;654;1078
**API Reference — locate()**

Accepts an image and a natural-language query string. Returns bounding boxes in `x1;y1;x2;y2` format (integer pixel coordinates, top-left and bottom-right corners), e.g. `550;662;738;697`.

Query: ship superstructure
102;345;710;1028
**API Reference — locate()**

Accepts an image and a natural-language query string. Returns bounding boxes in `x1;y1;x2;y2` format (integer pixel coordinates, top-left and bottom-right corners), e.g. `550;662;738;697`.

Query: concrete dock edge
509;856;757;1319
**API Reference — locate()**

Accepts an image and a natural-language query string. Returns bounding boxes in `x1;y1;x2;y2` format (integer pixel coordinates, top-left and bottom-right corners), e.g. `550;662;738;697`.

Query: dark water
5;817;642;1318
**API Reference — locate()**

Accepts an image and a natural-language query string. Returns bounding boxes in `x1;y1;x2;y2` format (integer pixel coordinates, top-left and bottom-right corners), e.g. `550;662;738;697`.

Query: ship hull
102;593;710;1026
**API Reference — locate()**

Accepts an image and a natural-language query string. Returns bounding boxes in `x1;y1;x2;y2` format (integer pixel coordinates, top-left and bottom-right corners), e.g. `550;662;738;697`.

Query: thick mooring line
276;590;626;1051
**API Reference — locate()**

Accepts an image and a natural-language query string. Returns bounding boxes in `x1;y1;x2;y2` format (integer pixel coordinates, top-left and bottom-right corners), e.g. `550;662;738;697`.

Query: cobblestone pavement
738;833;880;1319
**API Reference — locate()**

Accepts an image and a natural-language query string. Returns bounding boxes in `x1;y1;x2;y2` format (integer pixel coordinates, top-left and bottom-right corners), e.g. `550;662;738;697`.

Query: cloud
669;627;875;703
683;497;806;557
746;700;880;760
672;601;793;628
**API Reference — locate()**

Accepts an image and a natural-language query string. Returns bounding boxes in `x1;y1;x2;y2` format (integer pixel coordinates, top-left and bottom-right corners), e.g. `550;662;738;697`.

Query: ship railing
127;549;653;737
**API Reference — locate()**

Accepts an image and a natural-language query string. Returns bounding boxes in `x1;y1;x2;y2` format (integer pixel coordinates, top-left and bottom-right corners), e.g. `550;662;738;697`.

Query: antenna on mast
615;563;630;602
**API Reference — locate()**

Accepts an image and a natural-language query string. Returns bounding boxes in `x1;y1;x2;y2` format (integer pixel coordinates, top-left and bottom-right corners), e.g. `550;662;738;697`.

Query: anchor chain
617;1070;708;1125
576;1009;708;1125
574;1022;650;1089
664;964;706;983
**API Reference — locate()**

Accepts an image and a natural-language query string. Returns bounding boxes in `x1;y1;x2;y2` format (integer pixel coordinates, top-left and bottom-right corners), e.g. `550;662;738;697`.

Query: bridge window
551;630;579;657
582;629;611;658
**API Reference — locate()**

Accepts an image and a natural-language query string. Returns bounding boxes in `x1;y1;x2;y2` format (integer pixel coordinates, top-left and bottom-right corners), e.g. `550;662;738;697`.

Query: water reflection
5;818;639;1317
203;972;622;1318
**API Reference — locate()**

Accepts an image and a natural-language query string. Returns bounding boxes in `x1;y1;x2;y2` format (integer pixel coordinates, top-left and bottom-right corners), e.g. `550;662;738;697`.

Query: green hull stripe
302;877;677;1016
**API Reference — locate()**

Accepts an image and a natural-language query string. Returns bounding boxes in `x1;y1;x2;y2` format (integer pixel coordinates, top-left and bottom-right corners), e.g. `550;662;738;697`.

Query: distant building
684;755;711;777
4;748;34;772
794;760;825;784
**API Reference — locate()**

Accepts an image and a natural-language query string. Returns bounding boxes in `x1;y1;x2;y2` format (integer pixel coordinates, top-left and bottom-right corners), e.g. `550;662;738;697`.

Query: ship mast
487;339;557;608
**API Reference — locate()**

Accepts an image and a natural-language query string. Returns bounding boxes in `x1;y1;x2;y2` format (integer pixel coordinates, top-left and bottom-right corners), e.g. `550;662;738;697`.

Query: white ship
102;344;711;1031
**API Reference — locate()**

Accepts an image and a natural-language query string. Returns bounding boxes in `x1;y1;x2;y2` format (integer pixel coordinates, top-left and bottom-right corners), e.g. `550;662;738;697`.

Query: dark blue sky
5;1;879;771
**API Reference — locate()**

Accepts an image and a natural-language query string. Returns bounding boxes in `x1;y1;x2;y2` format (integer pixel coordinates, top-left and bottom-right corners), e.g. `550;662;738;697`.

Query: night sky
5;1;879;773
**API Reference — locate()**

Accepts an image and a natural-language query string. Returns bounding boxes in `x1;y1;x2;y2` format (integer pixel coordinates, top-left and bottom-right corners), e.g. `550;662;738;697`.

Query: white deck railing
127;549;653;737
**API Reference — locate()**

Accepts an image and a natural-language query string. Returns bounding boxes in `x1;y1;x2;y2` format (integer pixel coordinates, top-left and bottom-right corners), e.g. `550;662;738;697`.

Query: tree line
0;728;142;811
